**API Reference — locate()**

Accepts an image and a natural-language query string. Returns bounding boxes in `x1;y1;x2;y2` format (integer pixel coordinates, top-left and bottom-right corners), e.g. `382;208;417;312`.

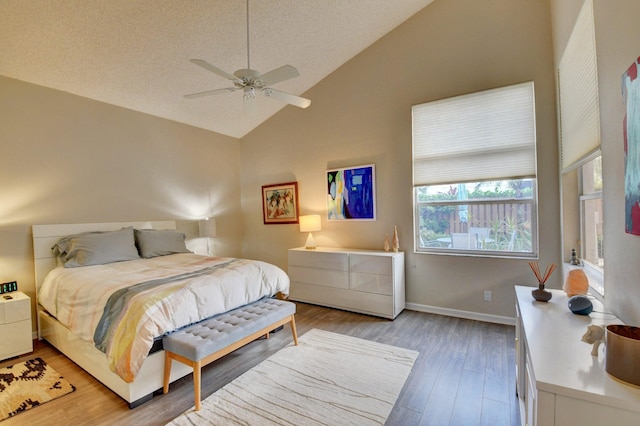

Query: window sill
415;248;536;260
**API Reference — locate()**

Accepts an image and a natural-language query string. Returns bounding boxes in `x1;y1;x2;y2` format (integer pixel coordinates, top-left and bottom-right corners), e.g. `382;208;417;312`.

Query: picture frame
261;181;300;224
326;164;376;221
623;57;640;235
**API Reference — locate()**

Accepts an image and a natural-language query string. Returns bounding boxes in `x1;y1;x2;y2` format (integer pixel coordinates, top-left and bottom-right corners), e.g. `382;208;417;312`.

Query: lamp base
304;233;317;250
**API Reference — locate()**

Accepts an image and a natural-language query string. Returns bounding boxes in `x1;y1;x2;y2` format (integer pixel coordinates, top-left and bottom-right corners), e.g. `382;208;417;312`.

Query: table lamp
198;217;217;255
299;215;321;249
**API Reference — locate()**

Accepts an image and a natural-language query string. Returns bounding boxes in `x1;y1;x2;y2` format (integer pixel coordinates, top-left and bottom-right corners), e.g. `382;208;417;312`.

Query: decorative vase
532;284;552;302
605;325;640;387
392;226;399;252
384;234;390;252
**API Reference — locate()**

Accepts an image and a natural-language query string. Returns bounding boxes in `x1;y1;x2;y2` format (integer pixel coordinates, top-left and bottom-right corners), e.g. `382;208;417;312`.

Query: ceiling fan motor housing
233;69;265;90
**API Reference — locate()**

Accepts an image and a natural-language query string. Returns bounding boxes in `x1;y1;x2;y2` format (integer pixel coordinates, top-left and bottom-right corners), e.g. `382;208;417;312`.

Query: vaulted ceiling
0;0;434;138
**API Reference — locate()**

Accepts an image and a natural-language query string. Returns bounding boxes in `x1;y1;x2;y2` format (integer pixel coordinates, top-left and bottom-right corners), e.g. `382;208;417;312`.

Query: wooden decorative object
392;226;399;252
529;261;557;302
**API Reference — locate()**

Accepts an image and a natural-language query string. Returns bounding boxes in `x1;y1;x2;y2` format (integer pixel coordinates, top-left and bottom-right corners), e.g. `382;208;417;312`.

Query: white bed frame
32;221;193;408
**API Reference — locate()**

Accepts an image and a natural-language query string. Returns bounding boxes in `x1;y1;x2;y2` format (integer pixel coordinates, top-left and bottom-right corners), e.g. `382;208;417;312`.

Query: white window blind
412;82;536;186
558;0;600;171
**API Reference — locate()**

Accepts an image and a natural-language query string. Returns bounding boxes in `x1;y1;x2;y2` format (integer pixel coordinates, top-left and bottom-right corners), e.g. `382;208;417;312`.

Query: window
580;156;604;293
558;0;603;295
416;180;535;254
412;82;538;257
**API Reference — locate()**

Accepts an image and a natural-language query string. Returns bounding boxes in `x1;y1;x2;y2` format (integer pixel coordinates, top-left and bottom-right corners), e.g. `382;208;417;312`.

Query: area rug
0;357;75;421
167;328;418;426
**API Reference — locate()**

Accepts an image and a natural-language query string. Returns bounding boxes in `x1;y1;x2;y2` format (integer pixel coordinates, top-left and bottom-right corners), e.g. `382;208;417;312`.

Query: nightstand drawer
0;292;31;324
0;320;32;359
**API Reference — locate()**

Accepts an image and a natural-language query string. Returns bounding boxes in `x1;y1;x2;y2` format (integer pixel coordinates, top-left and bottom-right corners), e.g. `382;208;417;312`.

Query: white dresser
288;247;405;319
515;285;640;425
0;292;33;361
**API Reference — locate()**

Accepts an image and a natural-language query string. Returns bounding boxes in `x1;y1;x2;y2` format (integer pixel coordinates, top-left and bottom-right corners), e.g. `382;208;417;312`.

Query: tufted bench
162;298;298;410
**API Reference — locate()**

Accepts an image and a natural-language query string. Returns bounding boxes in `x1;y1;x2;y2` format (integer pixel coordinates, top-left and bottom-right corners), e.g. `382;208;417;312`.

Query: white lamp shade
199;218;217;238
299;215;321;232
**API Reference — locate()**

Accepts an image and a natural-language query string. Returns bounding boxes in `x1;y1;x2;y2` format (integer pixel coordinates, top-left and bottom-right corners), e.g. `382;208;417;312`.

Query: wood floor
1;303;519;426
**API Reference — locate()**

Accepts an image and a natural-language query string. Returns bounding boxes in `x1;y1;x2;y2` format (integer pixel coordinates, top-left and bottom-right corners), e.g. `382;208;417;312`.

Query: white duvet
38;253;290;382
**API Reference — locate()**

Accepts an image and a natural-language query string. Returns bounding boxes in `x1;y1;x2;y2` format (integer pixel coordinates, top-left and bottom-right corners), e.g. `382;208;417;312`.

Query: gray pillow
53;227;141;268
134;229;190;258
53;230;100;259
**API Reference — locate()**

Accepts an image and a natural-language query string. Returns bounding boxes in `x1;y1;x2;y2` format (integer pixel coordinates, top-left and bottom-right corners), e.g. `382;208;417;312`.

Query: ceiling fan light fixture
243;87;256;101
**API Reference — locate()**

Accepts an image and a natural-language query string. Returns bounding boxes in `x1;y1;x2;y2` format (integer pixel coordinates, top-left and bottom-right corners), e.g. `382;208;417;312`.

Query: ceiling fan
184;0;311;109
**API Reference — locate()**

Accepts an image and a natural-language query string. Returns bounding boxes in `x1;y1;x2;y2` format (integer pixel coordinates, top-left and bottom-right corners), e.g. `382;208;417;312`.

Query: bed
32;221;290;407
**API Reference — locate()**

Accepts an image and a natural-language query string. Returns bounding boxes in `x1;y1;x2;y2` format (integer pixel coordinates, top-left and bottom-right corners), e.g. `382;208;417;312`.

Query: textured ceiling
0;0;434;138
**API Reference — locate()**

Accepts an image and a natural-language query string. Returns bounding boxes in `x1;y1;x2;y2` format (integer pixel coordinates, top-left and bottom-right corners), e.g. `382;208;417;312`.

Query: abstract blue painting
327;164;376;220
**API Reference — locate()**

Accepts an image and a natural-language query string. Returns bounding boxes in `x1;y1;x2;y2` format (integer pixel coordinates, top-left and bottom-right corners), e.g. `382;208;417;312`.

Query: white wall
240;0;560;321
0;76;243;331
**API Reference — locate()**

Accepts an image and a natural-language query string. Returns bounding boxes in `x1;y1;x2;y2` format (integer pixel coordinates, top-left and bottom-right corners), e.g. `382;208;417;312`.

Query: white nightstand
0;291;33;361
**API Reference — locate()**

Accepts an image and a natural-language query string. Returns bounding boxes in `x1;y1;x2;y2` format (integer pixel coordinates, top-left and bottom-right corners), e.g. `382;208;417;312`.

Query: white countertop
289;247;403;256
515;285;640;412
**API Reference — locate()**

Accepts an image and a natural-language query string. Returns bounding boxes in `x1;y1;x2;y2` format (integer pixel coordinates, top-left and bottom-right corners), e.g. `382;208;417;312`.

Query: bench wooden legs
290;315;298;345
163;314;298;411
193;360;202;411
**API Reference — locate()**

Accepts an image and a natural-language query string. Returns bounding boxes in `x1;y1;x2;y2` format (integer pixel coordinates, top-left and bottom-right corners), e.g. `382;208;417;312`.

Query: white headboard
32;221;176;296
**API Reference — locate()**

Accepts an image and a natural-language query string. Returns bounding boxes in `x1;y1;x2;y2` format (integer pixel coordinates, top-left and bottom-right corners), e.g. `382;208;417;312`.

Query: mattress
38;253;290;382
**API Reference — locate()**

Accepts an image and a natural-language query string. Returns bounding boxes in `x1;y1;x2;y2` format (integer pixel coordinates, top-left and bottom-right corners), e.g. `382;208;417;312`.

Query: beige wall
551;0;640;325
0;76;243;330
241;0;560;321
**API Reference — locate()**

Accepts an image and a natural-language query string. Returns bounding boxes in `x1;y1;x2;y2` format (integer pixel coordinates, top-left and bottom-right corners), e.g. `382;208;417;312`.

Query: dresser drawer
350;272;393;295
290;283;394;318
289;266;349;289
288;250;348;271
349;254;392;275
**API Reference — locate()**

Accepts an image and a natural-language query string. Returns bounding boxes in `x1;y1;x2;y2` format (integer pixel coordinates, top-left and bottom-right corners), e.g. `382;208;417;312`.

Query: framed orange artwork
261;181;299;224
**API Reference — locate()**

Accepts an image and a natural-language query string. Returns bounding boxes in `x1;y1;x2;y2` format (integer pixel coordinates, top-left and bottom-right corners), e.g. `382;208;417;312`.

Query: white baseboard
406;302;515;326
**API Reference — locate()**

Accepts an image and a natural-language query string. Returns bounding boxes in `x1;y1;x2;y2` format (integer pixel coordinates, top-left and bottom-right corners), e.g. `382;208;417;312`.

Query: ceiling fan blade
184;87;237;99
258;65;300;86
262;88;311;109
189;59;238;81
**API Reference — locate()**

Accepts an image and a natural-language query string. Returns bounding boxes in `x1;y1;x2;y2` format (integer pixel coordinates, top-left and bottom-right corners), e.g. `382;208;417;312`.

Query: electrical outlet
484;290;492;302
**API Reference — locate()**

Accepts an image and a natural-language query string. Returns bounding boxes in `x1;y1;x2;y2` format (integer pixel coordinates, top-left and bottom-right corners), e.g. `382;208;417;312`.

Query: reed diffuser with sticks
529;261;557;302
